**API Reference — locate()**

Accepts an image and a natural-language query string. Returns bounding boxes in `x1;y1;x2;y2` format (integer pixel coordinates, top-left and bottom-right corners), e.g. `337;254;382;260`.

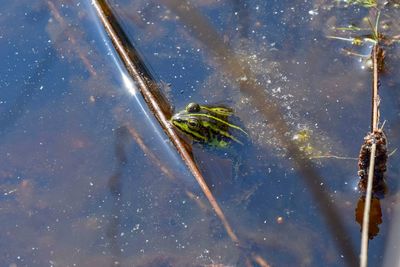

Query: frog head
170;102;247;148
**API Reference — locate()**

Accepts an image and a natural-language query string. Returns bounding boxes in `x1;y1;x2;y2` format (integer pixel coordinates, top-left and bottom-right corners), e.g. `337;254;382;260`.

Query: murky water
1;0;400;266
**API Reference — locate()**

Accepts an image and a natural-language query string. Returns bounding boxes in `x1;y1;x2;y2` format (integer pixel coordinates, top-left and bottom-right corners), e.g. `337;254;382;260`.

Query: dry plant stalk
252;254;272;267
360;143;376;267
372;45;380;132
359;44;387;267
92;0;249;262
357;129;387;195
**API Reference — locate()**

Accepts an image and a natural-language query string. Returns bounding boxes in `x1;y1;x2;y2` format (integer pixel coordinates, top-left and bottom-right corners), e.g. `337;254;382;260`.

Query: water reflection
107;126;131;266
355;196;383;240
2;0;400;266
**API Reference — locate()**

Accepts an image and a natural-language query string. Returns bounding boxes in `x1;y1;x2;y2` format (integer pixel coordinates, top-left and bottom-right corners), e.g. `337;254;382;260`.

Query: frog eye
186;102;200;113
187;118;199;129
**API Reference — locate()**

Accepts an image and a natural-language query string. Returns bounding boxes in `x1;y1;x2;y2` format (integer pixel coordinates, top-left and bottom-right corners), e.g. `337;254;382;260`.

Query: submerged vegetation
328;1;398;265
329;2;399;48
342;0;377;8
328;12;398;73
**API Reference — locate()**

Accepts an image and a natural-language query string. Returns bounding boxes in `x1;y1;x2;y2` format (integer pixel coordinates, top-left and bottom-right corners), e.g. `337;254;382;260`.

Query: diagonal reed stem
92;0;243;254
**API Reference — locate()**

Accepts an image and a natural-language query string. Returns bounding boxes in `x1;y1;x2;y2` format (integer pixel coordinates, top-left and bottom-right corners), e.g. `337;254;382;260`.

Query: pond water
1;0;400;266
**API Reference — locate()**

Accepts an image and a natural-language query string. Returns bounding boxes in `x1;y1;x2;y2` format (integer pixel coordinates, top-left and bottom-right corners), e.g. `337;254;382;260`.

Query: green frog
170;102;249;195
170;102;248;148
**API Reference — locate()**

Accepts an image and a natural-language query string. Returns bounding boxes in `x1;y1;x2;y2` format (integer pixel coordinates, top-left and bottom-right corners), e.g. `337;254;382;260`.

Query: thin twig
388;148;397;157
252;254;271;267
310;155;358;160
341;48;370;58
360;42;381;267
360;143;376;267
372;45;380;132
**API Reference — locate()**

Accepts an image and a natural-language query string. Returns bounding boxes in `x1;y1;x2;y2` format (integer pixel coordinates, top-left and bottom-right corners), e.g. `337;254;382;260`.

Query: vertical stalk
360;143;376;267
372;45;379;132
360;43;380;267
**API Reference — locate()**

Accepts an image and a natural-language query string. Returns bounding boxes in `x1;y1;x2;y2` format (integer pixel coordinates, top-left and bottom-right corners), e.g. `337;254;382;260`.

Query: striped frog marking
170;102;248;148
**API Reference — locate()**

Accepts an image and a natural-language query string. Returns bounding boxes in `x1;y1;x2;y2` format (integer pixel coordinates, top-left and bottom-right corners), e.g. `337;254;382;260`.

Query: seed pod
357;129;388;197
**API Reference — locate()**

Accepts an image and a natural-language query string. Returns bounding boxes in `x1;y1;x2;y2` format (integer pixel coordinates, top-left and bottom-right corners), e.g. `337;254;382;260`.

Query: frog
170;102;249;196
170;102;248;149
